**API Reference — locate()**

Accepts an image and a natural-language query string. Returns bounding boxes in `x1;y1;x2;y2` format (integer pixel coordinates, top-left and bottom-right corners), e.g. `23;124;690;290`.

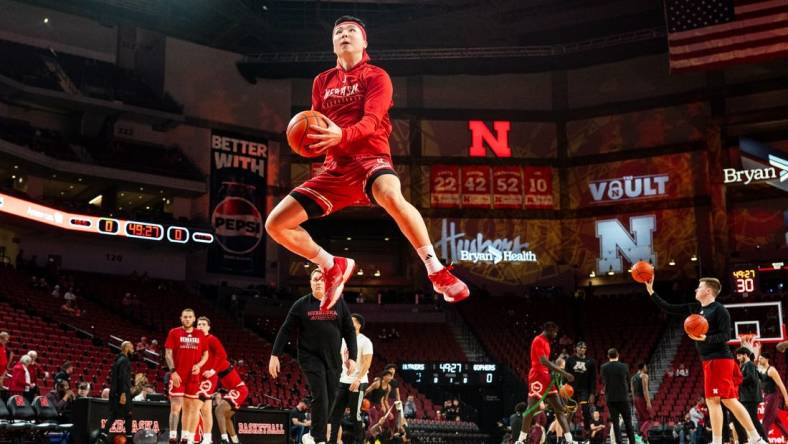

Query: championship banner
430;165;461;208
492;166;524;209
523;166;554;209
461;166;492;209
208;130;268;277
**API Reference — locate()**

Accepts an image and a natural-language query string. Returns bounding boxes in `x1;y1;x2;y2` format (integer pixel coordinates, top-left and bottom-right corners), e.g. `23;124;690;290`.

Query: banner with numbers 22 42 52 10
208;130;268;277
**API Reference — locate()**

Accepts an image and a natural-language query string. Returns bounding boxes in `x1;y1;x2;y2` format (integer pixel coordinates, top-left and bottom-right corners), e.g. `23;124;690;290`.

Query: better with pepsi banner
208;130;268;277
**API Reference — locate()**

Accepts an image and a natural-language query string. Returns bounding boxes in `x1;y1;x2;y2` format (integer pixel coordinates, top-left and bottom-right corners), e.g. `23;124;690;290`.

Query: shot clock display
0;192;213;246
730;266;759;294
399;362;497;386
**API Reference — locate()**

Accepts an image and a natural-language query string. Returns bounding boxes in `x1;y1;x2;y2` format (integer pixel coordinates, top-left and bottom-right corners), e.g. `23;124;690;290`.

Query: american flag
664;0;788;71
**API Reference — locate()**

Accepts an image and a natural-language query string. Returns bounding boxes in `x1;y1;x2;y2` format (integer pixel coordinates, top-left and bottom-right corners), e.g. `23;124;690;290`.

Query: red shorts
168;370;195;398
188;375;218;400
290;156;396;218
528;372;557;399
223;383;249;410
702;358;742;399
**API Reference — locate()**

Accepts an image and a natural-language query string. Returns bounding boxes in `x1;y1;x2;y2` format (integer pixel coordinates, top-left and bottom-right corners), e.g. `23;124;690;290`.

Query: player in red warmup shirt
265;15;469;311
516;322;576;444
192;316;228;444
165;309;209;444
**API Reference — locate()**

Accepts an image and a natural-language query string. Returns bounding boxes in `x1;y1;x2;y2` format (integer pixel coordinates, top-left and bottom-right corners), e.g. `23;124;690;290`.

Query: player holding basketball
165;309;209;444
194;316;228;444
644;276;767;444
265;15;469;311
516;322;575;444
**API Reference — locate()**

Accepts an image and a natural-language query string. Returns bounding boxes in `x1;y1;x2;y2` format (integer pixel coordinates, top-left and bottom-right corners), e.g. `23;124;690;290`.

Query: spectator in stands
674;413;697;444
676;363;689;377
38;277;47;289
101;388;110;399
77;382;91;398
136;336;149;352
290;400;311;444
590;410;606;444
46;380;75;419
61;299;79;316
509;402;526;442
133;384;155;401
51;284;61;298
132;373;149;398
0;331;9;388
147;339;159;353
26;350;45;397
403;395;416;419
54;361;73;385
64;287;76;303
9;354;32;399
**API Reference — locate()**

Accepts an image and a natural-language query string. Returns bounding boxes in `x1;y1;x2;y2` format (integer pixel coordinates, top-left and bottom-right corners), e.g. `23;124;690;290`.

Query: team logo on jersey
323;83;359;100
212;197;263;255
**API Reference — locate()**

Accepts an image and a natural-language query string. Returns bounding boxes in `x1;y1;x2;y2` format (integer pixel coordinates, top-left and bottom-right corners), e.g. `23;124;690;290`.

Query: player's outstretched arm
645;276;696;315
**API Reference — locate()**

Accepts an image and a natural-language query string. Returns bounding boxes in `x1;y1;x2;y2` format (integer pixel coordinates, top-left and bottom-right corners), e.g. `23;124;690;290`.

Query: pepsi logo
212;197;263;255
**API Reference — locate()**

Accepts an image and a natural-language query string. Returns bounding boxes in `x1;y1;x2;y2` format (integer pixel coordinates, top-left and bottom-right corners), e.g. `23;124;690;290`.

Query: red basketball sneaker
429;266;470;303
320;257;356;311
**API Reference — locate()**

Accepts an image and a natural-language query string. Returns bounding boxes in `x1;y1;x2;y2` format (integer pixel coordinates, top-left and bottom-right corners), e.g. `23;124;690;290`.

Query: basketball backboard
725;301;785;345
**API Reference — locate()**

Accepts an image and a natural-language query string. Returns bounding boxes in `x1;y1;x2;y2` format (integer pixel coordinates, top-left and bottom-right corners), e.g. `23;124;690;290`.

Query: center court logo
212;197;263;255
435;219;538;264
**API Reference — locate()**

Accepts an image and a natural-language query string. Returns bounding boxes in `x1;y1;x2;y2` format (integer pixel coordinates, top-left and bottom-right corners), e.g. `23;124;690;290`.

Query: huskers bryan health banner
209;130;268;277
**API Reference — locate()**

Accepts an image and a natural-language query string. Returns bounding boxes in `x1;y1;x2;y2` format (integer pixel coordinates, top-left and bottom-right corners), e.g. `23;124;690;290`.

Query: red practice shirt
203;334;229;374
311;52;394;162
164;327;206;375
529;334;551;377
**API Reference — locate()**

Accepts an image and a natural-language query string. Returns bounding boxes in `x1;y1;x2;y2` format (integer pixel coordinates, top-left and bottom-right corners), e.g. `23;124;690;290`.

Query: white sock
203;432;212;444
747;430;762;443
417;245;443;274
221;434;228;442
712;436;722;444
182;431;194;444
564;432;573;443
517;431;528;442
170;431;178;440
310;248;335;270
230;435;239;443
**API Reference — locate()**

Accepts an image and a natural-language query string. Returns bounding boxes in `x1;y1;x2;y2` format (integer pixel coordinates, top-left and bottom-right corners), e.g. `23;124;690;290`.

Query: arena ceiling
18;0;669;77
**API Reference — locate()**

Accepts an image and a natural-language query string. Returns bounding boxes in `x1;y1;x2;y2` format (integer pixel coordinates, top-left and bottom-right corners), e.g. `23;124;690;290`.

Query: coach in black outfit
600;348;636;444
97;341;134;444
270;268;357;444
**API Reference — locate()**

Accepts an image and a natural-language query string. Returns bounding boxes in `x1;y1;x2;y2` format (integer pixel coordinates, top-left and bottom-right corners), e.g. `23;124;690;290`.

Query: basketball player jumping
516;322;576;444
264;15;469;311
645;276;767;444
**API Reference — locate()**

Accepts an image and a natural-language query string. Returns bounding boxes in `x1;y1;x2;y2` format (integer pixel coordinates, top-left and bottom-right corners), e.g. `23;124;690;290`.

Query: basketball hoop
736;333;758;352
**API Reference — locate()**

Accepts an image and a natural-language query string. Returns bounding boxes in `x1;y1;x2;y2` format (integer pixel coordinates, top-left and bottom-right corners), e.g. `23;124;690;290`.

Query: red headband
335;21;367;41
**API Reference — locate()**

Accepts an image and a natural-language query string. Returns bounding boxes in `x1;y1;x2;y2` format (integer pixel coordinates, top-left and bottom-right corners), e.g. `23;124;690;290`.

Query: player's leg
546;395;574;443
264;196;319;260
755;393;788;438
226;410;239;443
169;396;184;443
184;397;203;444
370;174;468;302
707;396;725;443
214;399;230;443
199;398;214;444
328;384;351;443
517;397;540;443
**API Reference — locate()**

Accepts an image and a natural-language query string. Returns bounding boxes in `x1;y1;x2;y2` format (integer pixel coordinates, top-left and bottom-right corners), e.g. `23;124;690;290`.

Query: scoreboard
400;362;498;386
730;265;758;294
0;193;213;246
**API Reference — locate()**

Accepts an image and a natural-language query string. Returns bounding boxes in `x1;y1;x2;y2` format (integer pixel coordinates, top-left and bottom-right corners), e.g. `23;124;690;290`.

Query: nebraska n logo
596;215;656;274
468;121;511;158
